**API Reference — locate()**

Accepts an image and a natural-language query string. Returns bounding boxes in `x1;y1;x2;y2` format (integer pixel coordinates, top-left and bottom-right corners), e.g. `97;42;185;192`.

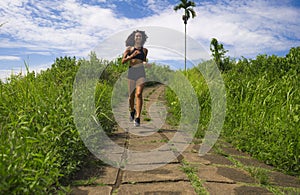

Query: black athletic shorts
128;65;146;81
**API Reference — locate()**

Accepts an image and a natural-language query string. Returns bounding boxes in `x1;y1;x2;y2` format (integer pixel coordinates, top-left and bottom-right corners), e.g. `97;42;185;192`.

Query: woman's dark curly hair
125;30;148;47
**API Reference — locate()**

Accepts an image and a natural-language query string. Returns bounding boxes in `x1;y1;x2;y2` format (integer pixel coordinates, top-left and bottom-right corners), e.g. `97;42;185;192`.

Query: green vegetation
224;47;299;176
166;46;300;176
0;57;84;194
1;41;299;193
181;160;208;195
210;38;230;72
0;55;125;194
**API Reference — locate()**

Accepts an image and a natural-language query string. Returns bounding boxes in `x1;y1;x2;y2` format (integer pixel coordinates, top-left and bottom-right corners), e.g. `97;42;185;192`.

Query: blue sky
0;0;299;80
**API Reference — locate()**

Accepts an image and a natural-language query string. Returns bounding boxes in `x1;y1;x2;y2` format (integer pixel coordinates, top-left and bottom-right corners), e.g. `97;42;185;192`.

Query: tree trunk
184;21;187;74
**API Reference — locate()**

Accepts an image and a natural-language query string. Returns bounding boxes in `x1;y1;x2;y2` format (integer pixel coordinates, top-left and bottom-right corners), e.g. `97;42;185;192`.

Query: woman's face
134;32;142;45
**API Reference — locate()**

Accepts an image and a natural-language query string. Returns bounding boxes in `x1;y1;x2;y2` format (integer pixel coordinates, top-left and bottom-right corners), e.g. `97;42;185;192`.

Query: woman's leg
135;77;145;119
128;79;136;111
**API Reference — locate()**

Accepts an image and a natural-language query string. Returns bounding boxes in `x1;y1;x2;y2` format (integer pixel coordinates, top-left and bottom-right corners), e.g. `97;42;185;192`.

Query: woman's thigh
128;79;136;97
135;77;145;95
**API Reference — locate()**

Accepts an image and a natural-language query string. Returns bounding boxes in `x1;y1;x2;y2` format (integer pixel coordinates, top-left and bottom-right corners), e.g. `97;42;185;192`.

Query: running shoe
134;118;140;127
130;109;136;122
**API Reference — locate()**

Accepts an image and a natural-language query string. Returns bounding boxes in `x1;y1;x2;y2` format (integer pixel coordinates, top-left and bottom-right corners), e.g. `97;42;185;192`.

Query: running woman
121;30;149;127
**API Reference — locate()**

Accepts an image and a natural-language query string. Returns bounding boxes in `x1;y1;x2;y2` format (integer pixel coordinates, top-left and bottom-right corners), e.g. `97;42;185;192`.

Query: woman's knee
135;91;143;98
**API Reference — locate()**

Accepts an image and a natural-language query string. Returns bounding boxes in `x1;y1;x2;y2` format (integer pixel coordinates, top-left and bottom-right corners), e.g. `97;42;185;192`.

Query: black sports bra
129;47;145;61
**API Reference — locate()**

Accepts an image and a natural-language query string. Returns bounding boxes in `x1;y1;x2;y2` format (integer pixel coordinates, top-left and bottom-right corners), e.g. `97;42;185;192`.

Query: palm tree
174;0;196;73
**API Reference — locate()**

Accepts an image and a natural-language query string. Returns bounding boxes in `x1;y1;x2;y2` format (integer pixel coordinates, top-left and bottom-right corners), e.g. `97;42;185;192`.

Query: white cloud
0;0;299;65
186;0;300;57
0;56;22;61
146;0;174;14
0;62;52;82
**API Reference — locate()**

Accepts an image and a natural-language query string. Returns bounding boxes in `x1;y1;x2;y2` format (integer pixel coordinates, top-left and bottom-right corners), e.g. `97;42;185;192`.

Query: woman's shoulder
126;46;134;50
124;46;133;53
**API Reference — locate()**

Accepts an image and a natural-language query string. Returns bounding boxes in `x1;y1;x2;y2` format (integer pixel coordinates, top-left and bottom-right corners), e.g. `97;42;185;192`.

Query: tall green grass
165;47;300;175
0;55;128;193
223;48;299;175
0;57;86;193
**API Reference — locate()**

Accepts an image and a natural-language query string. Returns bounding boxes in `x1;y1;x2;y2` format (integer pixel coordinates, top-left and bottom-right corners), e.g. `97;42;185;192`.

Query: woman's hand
131;50;141;57
126;50;141;60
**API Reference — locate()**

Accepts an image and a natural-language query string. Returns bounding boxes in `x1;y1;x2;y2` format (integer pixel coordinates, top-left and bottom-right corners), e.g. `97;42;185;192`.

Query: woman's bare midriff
130;59;144;67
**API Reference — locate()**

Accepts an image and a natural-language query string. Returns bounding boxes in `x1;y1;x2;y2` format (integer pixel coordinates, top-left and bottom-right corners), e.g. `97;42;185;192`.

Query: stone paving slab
118;181;197;195
202;182;272;195
128;132;167;151
202;182;240;195
201;153;235;166
195;165;235;183
72;163;119;185
268;171;300;188
94;166;119;185
124;150;179;165
129;132;162;139
108;127;127;147
234;185;273;195
187;143;201;151
127;125;161;137
71;186;112;195
123;162;179;172
216;166;255;183
128;143;176;153
122;164;188;183
182;152;211;165
233;156;274;170
161;130;178;140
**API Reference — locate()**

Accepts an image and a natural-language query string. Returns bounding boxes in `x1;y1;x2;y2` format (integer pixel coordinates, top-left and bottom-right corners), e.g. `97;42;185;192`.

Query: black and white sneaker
129;109;136;122
134;118;140;127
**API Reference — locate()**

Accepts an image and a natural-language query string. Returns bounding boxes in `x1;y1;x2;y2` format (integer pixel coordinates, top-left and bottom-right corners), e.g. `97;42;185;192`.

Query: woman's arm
121;47;133;64
143;48;148;62
142;48;151;68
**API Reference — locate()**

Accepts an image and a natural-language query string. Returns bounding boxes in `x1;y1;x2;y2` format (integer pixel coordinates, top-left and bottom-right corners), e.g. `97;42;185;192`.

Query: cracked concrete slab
200;153;234;166
124;150;179;165
269;171;300;188
216;166;255;183
122;164;188;183
94;166;119;185
233;156;274;170
234;185;273;195
71;186;112;195
202;182;240;195
118;181;196;195
196;165;235;183
181;152;212;165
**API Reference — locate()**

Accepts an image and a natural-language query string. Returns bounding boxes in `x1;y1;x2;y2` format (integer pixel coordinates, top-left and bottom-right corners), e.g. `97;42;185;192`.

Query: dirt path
70;84;300;195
